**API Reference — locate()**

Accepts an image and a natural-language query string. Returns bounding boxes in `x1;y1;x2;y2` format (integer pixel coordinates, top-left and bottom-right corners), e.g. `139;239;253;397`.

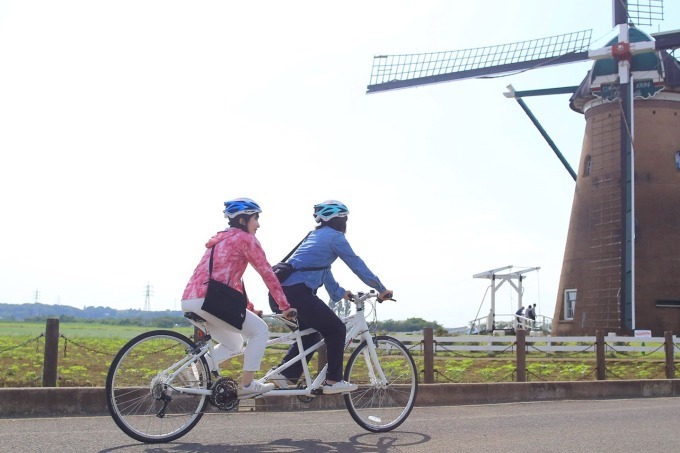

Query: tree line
377;318;447;335
0;302;184;322
13;315;192;328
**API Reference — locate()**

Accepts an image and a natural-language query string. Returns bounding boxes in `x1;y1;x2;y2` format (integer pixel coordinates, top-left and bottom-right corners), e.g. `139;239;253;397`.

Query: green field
0;321;286;387
0;321;670;387
0;321;193;338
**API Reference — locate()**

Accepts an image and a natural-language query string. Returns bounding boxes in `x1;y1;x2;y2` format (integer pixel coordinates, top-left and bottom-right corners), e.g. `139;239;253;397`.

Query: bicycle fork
357;332;389;387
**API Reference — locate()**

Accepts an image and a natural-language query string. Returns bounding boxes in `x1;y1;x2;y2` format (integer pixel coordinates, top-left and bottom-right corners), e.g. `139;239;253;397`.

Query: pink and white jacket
182;228;290;312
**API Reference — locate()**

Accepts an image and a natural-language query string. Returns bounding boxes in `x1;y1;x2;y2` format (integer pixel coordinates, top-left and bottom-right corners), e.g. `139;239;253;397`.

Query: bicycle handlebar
264;290;394;326
349;289;396;304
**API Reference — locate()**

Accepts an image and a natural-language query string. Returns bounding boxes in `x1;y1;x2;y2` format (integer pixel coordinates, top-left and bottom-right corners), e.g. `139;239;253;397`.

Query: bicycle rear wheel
344;335;418;432
106;330;210;443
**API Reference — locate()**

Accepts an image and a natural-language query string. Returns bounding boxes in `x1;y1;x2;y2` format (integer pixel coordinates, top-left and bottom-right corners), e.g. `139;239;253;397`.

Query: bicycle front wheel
106;330;211;443
344;335;418;432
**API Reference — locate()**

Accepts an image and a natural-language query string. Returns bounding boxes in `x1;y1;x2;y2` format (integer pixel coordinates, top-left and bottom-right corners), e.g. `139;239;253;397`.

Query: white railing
384;334;676;355
268;332;675;355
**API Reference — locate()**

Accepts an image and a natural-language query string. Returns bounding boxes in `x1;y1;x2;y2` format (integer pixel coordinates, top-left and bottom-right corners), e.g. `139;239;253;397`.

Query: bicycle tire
343;335;418;432
105;330;210;443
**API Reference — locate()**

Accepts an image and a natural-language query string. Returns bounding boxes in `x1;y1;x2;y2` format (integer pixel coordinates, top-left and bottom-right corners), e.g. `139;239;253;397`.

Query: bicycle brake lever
378;297;396;303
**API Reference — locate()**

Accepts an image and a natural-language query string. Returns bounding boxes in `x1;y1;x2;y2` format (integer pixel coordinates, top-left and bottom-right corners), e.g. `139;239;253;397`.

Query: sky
1;1;679;328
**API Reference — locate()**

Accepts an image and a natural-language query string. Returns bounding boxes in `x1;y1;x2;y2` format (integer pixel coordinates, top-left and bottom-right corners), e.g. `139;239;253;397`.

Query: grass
423;354;668;383
0;322;672;387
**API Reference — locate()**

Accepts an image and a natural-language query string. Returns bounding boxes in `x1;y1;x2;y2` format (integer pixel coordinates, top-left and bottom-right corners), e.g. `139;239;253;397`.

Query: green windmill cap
590;28;661;80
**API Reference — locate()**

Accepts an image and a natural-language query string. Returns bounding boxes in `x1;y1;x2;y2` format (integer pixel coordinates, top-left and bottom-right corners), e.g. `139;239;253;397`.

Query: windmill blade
651;29;680;51
622;0;663;27
367;30;592;94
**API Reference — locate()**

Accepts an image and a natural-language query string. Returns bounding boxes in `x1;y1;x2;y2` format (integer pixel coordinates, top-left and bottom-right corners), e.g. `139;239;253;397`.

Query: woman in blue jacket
269;200;392;394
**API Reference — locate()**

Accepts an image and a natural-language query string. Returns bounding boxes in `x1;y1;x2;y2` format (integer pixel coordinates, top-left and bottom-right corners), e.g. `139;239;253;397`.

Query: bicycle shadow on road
99;431;430;452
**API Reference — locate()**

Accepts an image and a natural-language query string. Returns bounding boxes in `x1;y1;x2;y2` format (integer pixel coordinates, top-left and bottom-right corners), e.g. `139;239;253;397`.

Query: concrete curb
1;380;679;418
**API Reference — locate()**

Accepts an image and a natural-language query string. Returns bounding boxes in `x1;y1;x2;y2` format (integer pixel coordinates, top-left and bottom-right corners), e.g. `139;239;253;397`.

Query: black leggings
278;283;346;382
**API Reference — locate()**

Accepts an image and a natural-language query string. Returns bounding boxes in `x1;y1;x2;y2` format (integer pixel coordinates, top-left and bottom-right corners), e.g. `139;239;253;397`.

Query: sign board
634;329;652;338
592;80;664;102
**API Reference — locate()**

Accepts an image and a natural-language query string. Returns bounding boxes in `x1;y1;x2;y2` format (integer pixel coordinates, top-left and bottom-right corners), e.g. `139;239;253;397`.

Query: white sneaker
238;380;275;398
322;380;358;394
267;372;291;389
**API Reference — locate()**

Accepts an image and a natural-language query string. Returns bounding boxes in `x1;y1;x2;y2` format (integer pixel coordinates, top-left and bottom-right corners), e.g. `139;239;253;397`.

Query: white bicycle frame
168;290;388;398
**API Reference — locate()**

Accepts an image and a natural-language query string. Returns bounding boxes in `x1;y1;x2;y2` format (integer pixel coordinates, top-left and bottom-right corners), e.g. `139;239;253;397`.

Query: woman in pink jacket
182;198;297;397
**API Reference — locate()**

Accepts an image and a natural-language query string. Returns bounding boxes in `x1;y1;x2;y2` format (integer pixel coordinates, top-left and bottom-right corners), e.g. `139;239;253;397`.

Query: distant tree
58;315;78;322
375;317;444;333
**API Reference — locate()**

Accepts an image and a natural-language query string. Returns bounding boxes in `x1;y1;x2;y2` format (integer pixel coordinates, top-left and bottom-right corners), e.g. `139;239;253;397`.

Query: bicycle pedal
310;387;324;395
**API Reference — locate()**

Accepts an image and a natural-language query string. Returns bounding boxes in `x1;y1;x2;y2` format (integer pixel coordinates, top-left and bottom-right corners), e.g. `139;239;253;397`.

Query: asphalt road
1;398;679;452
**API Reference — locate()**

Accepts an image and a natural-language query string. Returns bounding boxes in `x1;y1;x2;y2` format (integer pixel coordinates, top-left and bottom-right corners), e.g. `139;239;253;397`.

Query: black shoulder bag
272;232;327;283
201;246;247;330
269;233;329;313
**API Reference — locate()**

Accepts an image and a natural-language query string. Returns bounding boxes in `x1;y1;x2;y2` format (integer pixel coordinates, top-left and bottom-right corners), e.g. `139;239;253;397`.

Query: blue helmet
313;200;349;222
223;198;262;219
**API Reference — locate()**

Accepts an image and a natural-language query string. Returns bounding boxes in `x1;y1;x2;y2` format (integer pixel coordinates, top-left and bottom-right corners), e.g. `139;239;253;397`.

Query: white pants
182;298;269;372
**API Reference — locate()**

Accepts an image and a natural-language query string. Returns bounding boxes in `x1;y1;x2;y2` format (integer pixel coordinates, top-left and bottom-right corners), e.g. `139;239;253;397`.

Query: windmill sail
368;29;680;94
367;30;592;93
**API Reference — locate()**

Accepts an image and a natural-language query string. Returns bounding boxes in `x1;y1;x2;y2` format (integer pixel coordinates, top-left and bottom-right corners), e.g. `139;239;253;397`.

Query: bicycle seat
184;312;207;323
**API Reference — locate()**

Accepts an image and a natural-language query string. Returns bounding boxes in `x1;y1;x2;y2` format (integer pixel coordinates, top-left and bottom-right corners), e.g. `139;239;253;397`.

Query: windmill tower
557;25;680;336
366;1;680;336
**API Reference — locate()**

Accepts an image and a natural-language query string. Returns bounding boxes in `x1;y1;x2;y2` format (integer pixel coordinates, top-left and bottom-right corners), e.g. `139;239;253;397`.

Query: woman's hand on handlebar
282;307;298;320
378;289;394;302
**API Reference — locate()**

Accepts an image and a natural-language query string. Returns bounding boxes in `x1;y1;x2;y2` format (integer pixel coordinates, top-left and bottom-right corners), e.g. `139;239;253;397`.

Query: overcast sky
2;1;679;328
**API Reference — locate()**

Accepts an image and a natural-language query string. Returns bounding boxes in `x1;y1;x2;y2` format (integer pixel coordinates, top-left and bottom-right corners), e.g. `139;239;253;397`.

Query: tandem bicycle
105;289;418;443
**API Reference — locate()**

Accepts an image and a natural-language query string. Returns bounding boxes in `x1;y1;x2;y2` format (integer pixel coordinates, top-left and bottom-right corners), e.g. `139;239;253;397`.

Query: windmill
367;1;680;336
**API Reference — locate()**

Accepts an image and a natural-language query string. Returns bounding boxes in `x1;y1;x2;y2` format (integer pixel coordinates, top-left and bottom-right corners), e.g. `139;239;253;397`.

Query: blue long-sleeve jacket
282;226;386;301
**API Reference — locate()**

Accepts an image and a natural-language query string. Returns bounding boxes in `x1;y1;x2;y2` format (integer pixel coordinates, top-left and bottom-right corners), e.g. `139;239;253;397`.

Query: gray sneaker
322;380;358;394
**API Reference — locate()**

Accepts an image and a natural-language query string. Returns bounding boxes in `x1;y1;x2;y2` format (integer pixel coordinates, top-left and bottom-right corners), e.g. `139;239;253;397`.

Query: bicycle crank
210;377;239;411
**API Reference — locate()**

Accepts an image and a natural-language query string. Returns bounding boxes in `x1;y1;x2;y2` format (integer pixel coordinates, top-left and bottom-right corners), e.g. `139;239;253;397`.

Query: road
1;398;679;452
